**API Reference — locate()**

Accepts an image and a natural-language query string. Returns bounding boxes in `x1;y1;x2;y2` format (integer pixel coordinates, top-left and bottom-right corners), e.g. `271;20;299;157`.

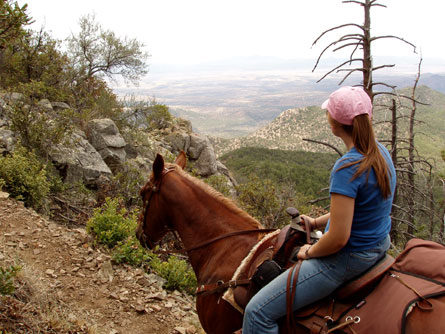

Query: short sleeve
330;161;360;199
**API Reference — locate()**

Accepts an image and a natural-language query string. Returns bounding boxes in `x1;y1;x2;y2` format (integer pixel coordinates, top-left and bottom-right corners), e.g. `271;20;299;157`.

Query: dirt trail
0;195;203;334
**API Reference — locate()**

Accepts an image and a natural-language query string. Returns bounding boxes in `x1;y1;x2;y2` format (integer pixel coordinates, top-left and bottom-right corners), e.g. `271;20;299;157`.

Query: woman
242;86;396;333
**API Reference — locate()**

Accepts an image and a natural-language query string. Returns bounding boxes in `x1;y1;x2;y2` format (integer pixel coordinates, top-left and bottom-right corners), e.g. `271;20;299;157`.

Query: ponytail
337;114;392;198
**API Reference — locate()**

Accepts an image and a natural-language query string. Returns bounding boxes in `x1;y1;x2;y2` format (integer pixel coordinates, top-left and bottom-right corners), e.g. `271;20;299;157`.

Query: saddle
224;207;396;313
232;239;445;334
290;239;445;334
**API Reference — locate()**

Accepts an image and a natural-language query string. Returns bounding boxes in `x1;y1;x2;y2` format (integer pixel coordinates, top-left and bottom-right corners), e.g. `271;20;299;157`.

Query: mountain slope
0;196;202;334
212;86;445;168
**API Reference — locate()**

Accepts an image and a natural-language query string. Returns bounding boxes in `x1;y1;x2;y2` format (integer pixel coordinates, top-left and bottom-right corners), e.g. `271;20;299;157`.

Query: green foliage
5;81;74;154
86;198;137;248
67;13;148;84
0;265;21;295
112;236;152;266
0;0;32;49
122;97;174;131
0;146;51;209
220;147;335;227
106;162;146;207
236;174;297;228
203;174;232;198
145;104;173;130
149;255;197;294
222;147;335;198
0;29;71;100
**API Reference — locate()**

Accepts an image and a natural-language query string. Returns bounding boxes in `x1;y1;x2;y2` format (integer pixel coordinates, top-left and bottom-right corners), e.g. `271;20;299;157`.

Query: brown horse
137;151;445;334
137;151;264;333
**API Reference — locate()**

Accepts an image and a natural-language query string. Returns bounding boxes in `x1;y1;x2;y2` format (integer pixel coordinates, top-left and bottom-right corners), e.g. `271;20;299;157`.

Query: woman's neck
341;134;354;151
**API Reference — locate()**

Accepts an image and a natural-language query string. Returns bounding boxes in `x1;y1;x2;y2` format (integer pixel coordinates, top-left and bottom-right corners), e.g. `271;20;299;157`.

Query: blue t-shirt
325;142;396;251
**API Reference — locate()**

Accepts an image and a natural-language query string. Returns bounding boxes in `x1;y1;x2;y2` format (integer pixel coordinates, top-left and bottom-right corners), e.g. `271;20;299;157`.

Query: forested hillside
221;147;337;198
212;86;445;173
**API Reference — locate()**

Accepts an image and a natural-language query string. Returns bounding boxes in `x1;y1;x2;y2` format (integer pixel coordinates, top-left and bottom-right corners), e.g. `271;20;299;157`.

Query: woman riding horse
242;86;396;333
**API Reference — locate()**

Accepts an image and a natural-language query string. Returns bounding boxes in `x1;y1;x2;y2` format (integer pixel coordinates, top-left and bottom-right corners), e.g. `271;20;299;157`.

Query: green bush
6;82;74;154
112;236;152;266
203;174;232;198
149;255;197;294
0;265;21;295
0;146;51;209
86;197;137;248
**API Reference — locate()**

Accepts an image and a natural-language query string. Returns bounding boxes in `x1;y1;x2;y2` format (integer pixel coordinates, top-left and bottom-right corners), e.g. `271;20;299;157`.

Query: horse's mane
171;164;263;230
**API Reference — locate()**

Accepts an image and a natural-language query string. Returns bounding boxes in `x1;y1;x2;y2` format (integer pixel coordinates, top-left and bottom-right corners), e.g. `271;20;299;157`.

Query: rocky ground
0;193;204;334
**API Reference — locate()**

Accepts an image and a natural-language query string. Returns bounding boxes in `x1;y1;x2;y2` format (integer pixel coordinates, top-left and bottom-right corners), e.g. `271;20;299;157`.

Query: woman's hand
300;215;316;231
297;244;312;260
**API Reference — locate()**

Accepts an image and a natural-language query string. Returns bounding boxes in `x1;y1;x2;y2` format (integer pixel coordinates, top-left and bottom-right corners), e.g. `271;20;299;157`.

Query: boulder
188;134;209;159
37;99;53;111
0;129;15;155
87;119;126;173
51;101;71;111
2;92;24;104
193;145;218;176
49;131;112;185
166;132;190;153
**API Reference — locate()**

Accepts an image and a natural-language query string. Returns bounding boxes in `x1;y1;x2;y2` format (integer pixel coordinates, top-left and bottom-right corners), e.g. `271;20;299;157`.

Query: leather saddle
231;208;395;312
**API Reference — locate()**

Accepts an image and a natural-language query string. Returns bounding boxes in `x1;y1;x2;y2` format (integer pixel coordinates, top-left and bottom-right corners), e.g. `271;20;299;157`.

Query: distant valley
114;57;445;139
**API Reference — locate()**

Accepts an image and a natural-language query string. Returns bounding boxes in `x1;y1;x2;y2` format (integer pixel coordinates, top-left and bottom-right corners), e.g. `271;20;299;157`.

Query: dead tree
311;0;416;100
307;0;444;245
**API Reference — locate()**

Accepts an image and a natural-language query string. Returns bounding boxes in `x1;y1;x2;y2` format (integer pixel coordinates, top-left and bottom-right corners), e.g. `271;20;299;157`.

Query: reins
155;228;277;255
139;165;276;254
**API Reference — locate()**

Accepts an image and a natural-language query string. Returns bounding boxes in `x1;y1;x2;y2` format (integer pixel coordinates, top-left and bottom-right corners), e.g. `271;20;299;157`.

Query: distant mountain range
210;86;445;171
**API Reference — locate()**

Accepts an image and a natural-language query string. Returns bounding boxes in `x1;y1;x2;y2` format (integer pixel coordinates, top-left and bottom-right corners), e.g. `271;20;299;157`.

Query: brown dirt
0;195;204;334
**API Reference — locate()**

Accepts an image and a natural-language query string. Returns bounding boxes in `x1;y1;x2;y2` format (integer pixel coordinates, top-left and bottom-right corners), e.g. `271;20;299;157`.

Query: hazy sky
22;0;444;69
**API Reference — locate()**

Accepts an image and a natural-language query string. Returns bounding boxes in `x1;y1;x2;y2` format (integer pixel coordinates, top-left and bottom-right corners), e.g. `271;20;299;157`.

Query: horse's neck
169;180;260;281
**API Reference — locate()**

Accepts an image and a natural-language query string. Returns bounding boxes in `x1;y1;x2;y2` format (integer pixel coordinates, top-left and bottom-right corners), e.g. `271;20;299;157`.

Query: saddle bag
252;259;283;289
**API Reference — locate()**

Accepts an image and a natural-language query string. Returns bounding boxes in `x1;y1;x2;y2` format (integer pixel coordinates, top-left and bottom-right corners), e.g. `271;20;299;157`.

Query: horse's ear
175;150;187;169
153;154;165;179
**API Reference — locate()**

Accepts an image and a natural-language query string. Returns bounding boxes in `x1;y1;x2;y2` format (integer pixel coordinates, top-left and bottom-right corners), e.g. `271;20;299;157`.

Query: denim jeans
242;235;390;334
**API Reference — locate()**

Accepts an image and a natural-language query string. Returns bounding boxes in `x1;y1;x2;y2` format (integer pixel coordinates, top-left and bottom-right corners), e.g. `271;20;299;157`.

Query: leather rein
139;166;276;255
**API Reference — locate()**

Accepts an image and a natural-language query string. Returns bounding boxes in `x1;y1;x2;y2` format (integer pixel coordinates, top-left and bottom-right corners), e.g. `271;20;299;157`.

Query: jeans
242;235;390;334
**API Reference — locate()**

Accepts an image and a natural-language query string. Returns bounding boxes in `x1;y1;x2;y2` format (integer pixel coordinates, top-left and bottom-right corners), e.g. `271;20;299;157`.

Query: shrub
0;265;21;295
0;146;51;209
6;81;74;154
149;255;197;294
86;197;137;248
203;174;232;198
112;236;152;266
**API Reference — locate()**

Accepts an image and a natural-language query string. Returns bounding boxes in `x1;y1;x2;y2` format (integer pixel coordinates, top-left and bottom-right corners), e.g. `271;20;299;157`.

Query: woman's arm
298;193;354;259
301;213;330;230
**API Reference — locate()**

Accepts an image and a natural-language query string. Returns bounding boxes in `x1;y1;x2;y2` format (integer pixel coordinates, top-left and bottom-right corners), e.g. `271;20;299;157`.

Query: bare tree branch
302;138;343;156
312;23;364;47
371;35;417;52
371;82;397;89
312;36;363;72
316;58;363;82
372;64;395;71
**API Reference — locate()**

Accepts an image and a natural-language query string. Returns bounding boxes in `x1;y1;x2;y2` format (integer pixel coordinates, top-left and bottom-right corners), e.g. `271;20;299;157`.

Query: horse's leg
405;297;445;334
196;295;243;334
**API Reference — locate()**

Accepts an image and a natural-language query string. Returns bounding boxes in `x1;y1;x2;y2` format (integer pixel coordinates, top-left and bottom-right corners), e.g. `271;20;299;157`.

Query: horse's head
136;151;187;249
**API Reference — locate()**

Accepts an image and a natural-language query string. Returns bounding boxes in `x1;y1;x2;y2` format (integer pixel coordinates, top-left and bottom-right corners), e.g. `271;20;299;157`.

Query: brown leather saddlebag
294;239;445;334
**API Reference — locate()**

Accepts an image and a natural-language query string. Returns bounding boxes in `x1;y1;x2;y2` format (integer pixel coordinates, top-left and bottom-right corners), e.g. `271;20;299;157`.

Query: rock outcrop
87;119;127;173
0;93;235;192
49;131;112;186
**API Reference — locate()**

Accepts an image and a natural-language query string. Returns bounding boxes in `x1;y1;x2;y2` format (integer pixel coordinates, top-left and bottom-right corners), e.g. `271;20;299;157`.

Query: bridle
138;166;176;249
138;165;276;253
